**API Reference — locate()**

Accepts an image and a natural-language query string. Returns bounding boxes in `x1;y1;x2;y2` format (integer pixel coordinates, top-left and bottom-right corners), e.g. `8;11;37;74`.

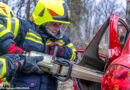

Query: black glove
20;55;43;74
0;54;43;81
0;54;22;81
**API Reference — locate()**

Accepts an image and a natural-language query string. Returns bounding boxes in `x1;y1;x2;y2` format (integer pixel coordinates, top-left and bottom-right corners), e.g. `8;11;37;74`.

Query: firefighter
0;0;77;90
0;2;22;85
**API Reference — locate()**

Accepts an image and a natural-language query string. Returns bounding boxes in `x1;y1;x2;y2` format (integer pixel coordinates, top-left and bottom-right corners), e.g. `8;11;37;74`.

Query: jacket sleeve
61;34;78;62
0;57;8;84
0;54;43;83
0;57;7;80
0;54;23;83
0;24;15;53
0;18;28;54
0;55;18;83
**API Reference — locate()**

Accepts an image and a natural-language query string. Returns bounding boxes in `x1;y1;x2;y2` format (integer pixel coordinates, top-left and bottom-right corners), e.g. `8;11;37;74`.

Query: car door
76;14;129;90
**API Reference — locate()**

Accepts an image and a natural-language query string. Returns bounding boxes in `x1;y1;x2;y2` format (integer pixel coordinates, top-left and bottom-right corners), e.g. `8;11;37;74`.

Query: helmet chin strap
47;28;57;37
46;28;63;39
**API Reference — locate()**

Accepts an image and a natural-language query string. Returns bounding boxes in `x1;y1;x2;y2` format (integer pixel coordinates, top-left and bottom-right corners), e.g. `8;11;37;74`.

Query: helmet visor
46;22;68;38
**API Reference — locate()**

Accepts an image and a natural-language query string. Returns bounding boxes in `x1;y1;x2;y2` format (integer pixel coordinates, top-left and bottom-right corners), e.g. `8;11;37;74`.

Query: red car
102;15;130;89
75;14;130;90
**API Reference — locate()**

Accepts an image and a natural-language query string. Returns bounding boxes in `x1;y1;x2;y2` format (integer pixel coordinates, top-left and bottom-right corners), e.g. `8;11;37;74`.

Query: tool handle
45;45;50;54
53;58;73;81
52;46;58;61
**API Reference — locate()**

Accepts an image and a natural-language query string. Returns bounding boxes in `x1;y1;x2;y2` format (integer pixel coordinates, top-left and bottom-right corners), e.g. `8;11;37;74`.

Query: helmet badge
0;6;7;14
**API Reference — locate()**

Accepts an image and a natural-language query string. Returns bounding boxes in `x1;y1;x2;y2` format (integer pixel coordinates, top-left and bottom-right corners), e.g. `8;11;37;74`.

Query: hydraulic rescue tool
24;46;103;82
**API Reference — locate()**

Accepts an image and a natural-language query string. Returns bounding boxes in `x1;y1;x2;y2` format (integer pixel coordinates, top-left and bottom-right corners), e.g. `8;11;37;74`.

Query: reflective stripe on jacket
0;57;9;85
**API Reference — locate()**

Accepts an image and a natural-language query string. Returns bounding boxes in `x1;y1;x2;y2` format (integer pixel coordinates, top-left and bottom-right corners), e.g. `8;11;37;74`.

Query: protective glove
0;54;43;81
7;44;24;54
0;54;22;81
20;55;43;74
48;43;65;56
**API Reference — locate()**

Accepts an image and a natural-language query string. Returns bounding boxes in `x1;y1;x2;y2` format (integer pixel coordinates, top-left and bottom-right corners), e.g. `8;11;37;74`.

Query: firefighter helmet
32;0;70;25
0;2;14;17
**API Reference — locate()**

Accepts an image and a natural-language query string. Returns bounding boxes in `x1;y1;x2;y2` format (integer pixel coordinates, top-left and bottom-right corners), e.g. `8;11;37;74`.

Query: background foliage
1;0;127;49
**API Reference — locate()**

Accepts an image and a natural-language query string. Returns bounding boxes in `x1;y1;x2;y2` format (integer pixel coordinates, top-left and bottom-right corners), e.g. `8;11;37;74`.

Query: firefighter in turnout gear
0;0;77;90
0;2;43;86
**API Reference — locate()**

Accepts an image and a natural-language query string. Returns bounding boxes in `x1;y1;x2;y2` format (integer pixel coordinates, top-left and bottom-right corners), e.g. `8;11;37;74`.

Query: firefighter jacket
0;17;77;90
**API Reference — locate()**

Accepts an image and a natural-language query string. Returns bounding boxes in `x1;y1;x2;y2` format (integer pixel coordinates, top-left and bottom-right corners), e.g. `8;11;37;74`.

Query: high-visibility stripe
6;18;19;39
46;39;65;46
25;37;43;45
0;24;3;28
0;29;11;37
14;18;19;39
0;25;11;38
72;48;76;52
56;40;65;45
27;32;42;40
0;58;6;79
66;43;76;52
46;39;53;45
66;43;73;47
2;77;9;85
69;51;76;61
27;35;42;42
6;18;11;32
66;43;76;61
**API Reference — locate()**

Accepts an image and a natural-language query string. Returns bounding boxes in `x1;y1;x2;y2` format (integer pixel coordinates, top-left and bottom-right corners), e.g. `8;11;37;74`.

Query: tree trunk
3;0;7;4
126;0;130;26
26;0;31;19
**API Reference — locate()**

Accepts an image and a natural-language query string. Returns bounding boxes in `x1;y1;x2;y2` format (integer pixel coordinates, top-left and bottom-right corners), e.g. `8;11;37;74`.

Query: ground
58;79;74;90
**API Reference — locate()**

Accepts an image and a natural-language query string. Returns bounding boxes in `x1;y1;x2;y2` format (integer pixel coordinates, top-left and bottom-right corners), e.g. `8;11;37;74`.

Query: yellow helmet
32;0;70;25
0;2;14;17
